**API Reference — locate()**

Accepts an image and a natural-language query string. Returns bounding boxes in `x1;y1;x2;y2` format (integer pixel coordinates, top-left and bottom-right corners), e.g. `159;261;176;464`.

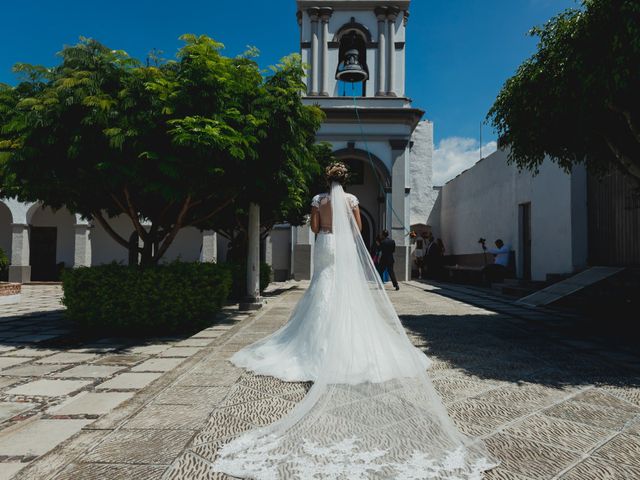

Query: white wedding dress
213;183;498;479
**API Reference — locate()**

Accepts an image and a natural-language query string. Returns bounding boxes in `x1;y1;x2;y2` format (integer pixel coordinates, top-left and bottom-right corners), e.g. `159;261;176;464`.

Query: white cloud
433;137;497;186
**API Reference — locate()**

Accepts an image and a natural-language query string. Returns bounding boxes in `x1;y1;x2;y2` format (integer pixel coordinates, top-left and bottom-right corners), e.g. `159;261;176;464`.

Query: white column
375;7;387;96
293;223;313;280
9;224;30;283
387;7;399;96
73;224;92;268
308;8;320;96
246;202;261;302
319;8;332;96
201;230;217;263
390;140;410;280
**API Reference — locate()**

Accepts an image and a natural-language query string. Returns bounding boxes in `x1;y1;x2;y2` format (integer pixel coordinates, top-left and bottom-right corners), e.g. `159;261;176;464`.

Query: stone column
73;224;92;268
201;230;217;263
9;224;30;283
293;223;313;280
390;139;410;281
319;8;332;96
308;8;320;96
384;187;393;232
375;6;387;96
387;7;400;96
241;202;262;310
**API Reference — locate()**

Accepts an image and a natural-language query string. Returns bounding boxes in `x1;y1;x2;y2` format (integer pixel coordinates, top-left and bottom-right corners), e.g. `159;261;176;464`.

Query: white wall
430;149;588;281
162;227;202;263
90;215;132;265
409;121;436;226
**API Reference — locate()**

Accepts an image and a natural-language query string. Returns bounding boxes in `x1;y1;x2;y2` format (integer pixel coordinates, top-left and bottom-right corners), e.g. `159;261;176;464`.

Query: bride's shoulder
311;192;329;208
345;192;359;208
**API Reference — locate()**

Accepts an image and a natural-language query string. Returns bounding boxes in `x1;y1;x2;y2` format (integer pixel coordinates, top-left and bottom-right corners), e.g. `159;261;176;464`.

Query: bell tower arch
298;1;409;97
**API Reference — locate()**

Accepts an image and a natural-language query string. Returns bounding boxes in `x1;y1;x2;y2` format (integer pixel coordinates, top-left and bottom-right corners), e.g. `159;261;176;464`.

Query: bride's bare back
310;192;362;233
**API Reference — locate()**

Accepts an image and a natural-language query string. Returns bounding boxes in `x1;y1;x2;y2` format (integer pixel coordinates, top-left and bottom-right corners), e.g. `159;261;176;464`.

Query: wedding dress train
212;183;498;479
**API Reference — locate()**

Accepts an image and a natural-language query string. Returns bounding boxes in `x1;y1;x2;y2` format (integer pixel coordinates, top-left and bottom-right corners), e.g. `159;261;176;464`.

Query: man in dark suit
377;230;399;291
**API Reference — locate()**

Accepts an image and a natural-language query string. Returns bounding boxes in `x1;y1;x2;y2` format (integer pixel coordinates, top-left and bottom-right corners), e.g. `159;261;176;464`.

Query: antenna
480;121;483;160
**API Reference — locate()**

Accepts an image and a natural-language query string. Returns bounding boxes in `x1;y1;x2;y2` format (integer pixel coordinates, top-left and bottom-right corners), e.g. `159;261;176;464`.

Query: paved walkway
0;285;251;479
2;282;640;479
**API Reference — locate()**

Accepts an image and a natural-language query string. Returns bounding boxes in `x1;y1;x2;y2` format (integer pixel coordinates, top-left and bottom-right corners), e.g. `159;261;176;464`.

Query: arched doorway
359;206;375;251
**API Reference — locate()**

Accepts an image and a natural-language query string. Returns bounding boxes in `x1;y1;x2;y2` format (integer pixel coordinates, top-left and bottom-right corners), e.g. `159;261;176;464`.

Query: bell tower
297;1;409;97
293;1;430;284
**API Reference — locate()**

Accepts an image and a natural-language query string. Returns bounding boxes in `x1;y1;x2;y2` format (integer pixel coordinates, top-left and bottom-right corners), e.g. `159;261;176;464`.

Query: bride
212;163;498;479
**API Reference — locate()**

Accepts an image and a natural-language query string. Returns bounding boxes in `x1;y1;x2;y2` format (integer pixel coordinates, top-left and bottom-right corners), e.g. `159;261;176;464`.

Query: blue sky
0;0;577;183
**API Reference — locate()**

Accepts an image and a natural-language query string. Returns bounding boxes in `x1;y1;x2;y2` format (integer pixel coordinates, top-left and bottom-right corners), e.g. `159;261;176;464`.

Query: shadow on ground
400;312;640;391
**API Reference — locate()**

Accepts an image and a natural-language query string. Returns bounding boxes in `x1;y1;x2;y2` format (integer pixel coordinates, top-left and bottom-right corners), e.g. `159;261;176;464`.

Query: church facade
286;0;434;281
1;0;435;284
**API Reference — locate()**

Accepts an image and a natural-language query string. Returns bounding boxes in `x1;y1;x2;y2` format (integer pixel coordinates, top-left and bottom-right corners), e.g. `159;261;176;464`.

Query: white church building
1;0;436;284
288;0;434;281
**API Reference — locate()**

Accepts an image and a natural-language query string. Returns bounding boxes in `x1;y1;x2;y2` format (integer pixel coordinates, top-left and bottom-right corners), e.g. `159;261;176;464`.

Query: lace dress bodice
311;192;359;232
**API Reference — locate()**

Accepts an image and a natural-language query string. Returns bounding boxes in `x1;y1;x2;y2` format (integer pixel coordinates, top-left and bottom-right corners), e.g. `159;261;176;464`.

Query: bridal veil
212;182;498;479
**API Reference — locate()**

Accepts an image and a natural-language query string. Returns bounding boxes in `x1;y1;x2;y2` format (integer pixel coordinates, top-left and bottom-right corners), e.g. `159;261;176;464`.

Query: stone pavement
0;285;251;479
3;281;640;479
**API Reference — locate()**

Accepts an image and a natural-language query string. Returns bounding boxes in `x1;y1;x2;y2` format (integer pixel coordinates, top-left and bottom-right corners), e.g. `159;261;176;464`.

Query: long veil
212;183;498;479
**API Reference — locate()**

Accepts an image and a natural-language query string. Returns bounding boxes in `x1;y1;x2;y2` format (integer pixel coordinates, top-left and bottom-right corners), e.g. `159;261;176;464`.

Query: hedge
62;262;232;336
229;262;272;301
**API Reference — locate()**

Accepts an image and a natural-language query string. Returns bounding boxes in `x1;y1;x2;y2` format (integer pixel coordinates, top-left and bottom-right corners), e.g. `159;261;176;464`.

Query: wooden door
30;226;57;281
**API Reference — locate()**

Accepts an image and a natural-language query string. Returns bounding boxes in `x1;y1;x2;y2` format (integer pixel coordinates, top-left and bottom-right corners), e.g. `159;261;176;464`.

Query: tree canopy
487;0;640;187
0;35;326;265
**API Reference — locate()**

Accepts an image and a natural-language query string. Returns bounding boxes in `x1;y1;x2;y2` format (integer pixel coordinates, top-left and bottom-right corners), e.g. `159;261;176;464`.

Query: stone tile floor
0;285;249;479
2;281;640;479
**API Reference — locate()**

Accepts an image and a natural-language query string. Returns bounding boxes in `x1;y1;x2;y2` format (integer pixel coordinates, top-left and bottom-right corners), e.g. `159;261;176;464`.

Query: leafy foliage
487;0;640;186
61;261;232;335
0;36;325;265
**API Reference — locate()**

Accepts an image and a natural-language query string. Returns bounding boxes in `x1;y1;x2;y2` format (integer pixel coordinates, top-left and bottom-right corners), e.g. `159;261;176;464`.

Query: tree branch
184;196;236;228
122;186;149;241
91;210;131;250
153;195;192;262
607;103;640;145
603;135;640;187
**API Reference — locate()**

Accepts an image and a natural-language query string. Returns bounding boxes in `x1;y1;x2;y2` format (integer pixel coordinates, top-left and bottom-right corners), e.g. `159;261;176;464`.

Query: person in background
482;238;511;283
377;230;399;290
414;232;428;279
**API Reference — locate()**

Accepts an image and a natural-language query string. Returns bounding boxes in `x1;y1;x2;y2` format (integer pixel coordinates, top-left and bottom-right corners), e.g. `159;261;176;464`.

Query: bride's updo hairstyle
325;161;350;186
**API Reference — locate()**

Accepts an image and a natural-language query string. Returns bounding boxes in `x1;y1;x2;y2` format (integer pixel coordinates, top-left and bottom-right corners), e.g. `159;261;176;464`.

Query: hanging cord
350;83;412;236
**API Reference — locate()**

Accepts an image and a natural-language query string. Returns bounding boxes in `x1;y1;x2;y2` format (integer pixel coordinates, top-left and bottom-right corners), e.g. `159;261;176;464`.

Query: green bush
229;262;272;300
62;262;232;336
0;247;8;281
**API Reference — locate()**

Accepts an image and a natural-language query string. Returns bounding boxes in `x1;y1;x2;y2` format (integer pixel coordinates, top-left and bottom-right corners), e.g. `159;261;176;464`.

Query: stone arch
25;201;44;225
332;147;391;189
333;18;373;43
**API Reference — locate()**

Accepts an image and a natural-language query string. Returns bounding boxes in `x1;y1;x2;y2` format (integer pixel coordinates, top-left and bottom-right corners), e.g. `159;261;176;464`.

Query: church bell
335;32;368;83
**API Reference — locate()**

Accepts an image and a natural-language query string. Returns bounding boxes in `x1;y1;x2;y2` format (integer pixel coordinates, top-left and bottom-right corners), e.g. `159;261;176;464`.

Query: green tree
487;0;640;187
0;36;324;265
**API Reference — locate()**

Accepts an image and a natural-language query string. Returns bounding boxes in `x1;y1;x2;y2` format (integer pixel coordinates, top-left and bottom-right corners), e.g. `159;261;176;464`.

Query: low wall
0;282;21;305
